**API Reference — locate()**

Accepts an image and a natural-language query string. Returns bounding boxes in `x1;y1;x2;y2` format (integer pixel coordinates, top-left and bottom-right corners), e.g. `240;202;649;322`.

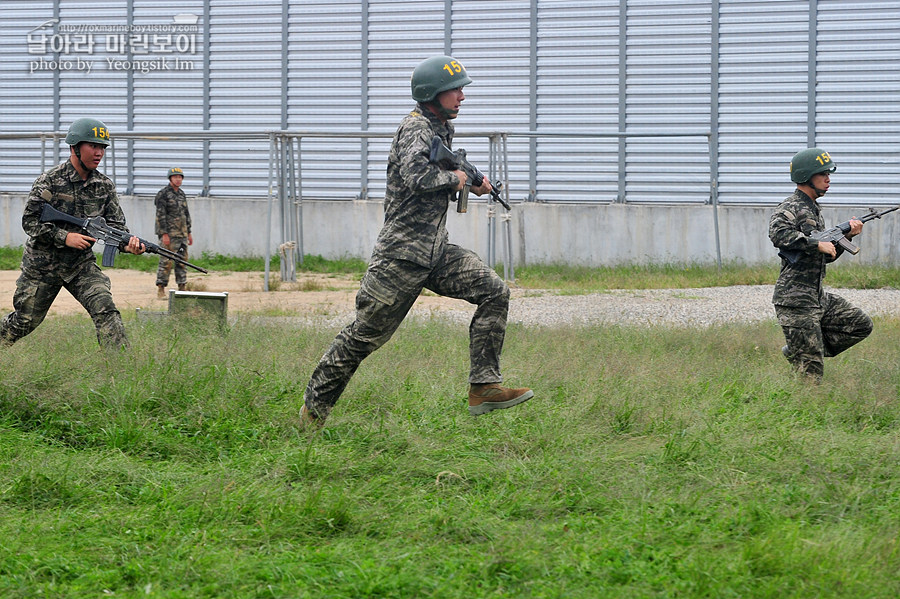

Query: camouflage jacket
371;103;461;267
22;160;129;282
769;189;843;307
154;183;191;238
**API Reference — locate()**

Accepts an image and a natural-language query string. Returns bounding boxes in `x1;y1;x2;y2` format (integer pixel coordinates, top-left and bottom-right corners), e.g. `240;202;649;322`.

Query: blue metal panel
535;1;620;202
130;1;206;196
364;0;444;199
1;1;58;190
624;0;712;204
716;0;810;205
816;0;900;203
287;0;364;200
207;0;282;196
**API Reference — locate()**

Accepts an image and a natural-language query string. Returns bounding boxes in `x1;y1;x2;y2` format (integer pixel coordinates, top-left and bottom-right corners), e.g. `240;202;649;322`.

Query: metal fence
1;128;718;288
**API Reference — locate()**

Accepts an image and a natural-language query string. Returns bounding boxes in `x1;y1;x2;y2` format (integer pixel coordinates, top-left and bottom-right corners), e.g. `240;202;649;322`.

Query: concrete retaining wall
4;192;900;267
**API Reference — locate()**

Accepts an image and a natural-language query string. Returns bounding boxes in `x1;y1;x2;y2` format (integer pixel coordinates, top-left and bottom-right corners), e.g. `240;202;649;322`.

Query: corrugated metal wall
2;0;899;206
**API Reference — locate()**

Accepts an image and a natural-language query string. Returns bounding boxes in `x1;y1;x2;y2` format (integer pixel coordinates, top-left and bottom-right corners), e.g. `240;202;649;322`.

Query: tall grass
2;314;900;597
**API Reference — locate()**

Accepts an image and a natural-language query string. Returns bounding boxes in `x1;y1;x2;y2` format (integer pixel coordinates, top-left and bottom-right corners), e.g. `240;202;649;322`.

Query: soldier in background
299;55;533;428
0;117;145;349
154;167;193;298
769;148;873;381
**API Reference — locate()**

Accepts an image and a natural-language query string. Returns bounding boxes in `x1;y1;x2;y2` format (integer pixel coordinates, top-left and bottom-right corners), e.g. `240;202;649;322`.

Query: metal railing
262;130;517;290
3;129;718;290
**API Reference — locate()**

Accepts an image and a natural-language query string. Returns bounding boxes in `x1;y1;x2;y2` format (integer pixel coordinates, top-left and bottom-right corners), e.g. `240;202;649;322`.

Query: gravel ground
256;285;900;329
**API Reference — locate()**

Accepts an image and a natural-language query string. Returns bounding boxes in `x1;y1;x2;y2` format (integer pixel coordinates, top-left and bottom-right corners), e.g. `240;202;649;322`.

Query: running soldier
769;148;873;381
300;55;533;428
0;117;145;349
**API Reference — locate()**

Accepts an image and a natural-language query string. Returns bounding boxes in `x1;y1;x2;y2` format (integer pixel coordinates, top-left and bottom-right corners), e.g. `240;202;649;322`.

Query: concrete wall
4;192;900;267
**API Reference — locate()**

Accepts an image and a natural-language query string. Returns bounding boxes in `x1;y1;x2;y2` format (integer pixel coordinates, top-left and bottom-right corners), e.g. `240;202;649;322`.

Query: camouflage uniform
0;160;131;348
769;189;872;380
303;104;510;418
154;182;191;287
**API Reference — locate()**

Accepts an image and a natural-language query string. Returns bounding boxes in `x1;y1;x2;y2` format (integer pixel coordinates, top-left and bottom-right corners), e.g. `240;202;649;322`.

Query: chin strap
427;101;457;121
72;143;96;176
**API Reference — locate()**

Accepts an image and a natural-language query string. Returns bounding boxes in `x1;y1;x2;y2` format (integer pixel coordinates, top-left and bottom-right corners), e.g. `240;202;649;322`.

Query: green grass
0;247;368;276
512;261;900;290
2;314;900;597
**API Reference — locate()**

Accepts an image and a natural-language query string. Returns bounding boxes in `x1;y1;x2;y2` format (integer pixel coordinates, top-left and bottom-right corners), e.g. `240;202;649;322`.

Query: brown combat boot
157;285;166;299
178;283;187;291
299;404;325;431
468;383;534;416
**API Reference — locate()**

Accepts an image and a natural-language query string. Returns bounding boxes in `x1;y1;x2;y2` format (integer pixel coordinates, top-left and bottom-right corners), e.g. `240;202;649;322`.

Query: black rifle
39;201;208;273
429;136;511;212
778;205;900;265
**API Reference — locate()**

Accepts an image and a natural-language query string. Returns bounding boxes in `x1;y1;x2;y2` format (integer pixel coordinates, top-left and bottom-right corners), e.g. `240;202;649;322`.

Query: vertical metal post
486;135;497;269
201;0;211;196
444;0;453;54
294;135;304;267
496;133;514;282
807;0;818;146
710;0;722;270
360;0;369;199
616;0;628;203
52;1;60;149
264;132;275;291
284;135;298;281
125;0;134;195
527;0;538;202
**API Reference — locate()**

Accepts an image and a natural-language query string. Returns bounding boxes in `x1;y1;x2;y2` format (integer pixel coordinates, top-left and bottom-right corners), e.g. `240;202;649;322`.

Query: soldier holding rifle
300;55;533;428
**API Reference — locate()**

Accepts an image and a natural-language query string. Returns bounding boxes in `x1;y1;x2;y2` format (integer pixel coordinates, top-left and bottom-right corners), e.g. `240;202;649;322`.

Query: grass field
1;254;900;597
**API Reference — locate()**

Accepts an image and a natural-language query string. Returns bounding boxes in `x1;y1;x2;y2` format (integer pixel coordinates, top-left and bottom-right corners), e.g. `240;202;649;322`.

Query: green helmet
411;55;472;102
65;117;111;147
790;147;836;184
168;167;184;179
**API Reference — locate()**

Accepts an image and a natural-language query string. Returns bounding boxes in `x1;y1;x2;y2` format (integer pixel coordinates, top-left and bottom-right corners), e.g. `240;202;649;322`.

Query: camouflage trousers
0;261;128;349
775;292;873;381
303;244;509;417
156;237;189;287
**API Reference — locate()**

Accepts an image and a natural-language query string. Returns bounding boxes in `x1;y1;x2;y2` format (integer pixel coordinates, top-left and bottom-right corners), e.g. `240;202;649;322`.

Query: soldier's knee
860;314;874;338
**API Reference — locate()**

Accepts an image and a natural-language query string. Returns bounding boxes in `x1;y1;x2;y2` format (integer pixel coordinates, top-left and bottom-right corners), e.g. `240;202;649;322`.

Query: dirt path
0;269;474;318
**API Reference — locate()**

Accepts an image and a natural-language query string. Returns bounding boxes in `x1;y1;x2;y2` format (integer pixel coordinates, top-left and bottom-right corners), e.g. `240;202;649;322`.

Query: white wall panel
717;0;809;204
1;2;58;191
535;1;620;203
287;0;362;200
816;0;900;203
2;0;900;210
625;0;711;204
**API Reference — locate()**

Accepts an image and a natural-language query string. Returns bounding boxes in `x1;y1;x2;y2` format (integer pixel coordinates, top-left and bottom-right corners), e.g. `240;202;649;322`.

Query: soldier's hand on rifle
471;176;492;196
817;241;837;259
125;235;146;255
65;232;96;250
452;169;468;191
847;218;863;238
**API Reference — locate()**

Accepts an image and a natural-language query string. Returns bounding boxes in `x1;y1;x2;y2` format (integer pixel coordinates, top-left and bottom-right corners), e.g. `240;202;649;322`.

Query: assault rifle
38;196;208;273
429;136;511;212
778;205;900;265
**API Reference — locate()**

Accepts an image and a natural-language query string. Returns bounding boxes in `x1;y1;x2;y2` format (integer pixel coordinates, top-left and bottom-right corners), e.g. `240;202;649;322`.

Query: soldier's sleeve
185;196;192;234
769;204;818;254
22;174;70;248
154;187;168;236
396;119;459;194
